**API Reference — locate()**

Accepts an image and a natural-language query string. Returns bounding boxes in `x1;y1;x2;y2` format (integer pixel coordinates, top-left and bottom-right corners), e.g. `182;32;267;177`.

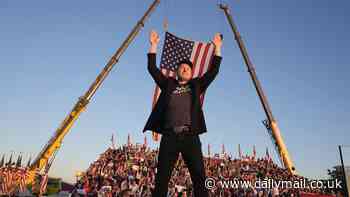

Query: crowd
0;155;50;196
73;139;338;197
0;140;342;197
0;156;28;196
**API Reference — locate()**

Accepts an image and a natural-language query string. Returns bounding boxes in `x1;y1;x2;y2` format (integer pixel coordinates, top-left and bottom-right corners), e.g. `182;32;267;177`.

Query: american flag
39;161;51;196
18;168;29;192
4;169;11;194
39;173;48;196
0;169;7;194
151;32;215;141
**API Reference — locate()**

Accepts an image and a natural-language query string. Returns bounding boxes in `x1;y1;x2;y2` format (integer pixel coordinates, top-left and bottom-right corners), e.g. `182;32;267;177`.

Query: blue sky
1;0;349;183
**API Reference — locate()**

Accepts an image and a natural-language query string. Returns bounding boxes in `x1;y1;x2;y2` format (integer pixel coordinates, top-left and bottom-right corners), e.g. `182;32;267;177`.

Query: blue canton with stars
160;32;194;72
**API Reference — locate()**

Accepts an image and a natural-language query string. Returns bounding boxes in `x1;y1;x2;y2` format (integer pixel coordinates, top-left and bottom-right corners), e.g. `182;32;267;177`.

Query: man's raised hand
150;30;160;46
149;30;159;53
212;33;223;49
212;33;223;56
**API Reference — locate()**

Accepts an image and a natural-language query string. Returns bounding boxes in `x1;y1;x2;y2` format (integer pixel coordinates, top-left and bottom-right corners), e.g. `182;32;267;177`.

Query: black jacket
143;53;222;135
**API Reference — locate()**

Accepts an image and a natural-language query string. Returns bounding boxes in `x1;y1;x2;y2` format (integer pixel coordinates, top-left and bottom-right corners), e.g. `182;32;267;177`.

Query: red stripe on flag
39;174;49;195
198;44;211;77
192;43;203;76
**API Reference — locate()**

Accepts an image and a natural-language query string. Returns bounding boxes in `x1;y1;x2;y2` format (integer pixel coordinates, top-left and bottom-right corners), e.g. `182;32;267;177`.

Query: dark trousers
152;132;208;197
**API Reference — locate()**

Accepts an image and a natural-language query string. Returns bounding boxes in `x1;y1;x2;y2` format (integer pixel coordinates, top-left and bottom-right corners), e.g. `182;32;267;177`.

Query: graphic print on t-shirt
172;84;191;95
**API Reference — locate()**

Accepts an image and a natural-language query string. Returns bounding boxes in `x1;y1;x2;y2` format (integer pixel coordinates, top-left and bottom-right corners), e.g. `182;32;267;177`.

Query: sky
0;0;349;183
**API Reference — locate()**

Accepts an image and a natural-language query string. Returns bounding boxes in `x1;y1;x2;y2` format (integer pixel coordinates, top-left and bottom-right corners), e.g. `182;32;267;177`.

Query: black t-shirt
163;83;192;128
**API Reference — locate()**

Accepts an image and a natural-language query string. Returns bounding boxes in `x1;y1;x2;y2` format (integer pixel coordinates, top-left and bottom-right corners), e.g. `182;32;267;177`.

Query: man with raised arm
143;30;223;197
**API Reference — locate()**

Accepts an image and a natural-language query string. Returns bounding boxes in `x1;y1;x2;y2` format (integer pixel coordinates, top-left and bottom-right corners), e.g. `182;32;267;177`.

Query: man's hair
177;59;194;69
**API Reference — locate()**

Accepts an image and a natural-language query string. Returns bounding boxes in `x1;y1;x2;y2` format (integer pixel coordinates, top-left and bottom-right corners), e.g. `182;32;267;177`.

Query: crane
24;0;161;184
219;4;296;174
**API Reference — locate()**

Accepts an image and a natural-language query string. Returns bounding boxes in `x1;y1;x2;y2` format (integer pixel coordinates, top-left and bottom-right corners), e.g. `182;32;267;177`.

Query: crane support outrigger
27;0;161;183
219;4;296;174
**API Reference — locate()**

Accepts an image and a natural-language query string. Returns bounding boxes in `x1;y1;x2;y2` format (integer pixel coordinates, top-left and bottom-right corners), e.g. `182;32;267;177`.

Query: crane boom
28;0;161;182
219;4;296;174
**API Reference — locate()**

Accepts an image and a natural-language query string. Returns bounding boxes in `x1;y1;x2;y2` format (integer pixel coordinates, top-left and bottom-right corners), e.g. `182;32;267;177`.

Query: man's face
177;63;193;81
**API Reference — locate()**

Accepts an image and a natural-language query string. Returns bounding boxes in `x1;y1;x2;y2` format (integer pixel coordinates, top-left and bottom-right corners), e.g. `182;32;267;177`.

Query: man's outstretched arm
198;33;223;92
147;30;167;89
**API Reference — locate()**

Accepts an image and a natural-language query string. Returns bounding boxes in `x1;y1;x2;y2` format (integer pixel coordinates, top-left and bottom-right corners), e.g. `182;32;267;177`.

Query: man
143;30;223;197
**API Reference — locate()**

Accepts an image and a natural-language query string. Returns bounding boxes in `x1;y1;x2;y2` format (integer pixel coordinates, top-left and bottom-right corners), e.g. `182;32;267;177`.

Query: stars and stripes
5;169;12;194
0;169;8;194
18;168;29;192
151;32;215;141
0;166;29;195
39;173;49;196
